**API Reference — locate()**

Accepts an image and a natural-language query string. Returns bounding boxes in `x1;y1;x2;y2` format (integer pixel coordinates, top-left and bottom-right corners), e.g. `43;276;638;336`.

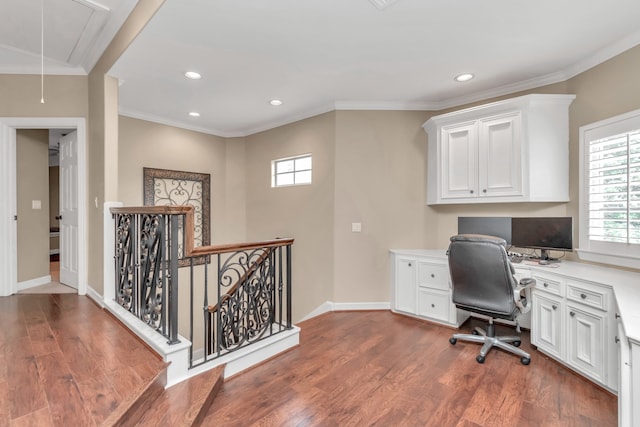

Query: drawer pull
552;305;557;310
616;313;621;319
580;293;587;299
570;311;576;317
543;282;549;288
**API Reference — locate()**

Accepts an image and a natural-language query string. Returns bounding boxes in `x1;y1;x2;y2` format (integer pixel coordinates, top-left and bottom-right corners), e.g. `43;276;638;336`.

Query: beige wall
16;129;50;282
87;0;165;294
0;75;88;117
239;46;640;319
118;115;246;244
566;44;640;249
244;112;336;321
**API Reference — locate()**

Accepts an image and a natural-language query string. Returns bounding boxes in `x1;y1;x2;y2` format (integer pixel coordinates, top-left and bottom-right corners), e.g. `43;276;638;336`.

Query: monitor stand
539;249;561;263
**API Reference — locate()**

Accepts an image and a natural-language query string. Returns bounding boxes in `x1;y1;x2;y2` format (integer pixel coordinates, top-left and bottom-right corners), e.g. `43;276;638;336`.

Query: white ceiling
4;0;640;137
0;0;137;74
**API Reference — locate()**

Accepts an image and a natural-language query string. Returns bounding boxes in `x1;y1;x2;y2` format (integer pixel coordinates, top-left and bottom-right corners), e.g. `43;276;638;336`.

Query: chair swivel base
449;324;531;365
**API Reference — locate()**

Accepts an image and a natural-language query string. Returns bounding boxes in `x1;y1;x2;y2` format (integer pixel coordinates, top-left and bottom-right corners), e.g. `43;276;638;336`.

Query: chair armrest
513;277;536;314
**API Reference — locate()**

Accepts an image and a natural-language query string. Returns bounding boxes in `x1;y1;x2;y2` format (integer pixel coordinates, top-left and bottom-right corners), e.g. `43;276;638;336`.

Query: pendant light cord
40;0;45;104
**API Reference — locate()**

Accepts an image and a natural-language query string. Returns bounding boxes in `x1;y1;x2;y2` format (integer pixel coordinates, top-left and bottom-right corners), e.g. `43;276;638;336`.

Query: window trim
578;108;640;269
271;153;312;188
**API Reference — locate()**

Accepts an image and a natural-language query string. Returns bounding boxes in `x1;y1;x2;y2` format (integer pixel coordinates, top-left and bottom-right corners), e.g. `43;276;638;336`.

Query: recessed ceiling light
189;112;200;117
454;73;474;82
185;71;201;80
270;99;283;106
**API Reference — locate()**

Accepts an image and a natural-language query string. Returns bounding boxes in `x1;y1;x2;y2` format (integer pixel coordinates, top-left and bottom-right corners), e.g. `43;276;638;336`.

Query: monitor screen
457;217;512;245
511;217;573;258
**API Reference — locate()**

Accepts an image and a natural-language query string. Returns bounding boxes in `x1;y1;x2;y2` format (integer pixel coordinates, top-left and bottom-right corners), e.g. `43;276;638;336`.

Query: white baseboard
17;275;52;291
300;301;390;322
85;286;104;307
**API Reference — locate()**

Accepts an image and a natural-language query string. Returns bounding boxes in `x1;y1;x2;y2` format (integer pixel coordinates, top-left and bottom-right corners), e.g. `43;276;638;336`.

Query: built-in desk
390;249;640;427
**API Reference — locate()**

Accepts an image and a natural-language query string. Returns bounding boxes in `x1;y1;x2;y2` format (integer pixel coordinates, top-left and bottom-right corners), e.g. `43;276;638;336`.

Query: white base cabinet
390;251;468;327
530;272;616;391
390;248;640;427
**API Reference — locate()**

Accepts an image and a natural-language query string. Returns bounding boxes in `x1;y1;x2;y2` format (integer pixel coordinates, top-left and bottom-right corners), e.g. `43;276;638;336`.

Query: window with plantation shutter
579;109;640;269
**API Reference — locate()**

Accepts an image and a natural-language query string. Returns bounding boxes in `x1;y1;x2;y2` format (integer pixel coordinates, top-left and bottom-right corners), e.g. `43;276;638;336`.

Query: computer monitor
511;217;573;261
457;217;512;245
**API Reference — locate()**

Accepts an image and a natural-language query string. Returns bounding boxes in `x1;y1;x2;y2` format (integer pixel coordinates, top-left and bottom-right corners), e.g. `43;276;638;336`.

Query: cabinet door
478;112;522;197
395;258;416;314
441;122;478;199
566;304;606;383
532;292;563;359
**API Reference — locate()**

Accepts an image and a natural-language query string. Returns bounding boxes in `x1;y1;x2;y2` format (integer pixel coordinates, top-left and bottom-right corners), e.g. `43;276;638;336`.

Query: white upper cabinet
423;94;575;205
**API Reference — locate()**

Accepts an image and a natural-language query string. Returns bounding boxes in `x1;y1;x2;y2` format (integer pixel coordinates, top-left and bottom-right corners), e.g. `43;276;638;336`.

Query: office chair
447;234;536;365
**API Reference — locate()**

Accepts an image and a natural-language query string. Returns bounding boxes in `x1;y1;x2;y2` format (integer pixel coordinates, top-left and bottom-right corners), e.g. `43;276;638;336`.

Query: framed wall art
143;167;210;266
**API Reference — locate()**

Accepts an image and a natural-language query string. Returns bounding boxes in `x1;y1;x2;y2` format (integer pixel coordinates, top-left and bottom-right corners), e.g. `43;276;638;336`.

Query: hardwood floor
204;311;617;427
0;295;618;426
0;293;166;426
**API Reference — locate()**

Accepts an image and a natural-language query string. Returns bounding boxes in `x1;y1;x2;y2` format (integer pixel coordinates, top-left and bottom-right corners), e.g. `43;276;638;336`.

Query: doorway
0;117;87;297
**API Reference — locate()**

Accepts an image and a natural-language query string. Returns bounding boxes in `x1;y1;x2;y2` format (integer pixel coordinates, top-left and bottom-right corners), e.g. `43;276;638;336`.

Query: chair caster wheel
476;355;485;364
521;357;531;365
513;341;521;347
449;337;457;345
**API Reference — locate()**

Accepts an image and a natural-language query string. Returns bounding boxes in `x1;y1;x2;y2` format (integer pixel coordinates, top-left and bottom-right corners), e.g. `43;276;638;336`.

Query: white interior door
59;130;78;288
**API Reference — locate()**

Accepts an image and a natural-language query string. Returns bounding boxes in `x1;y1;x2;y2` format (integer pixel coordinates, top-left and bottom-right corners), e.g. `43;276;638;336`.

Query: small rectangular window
272;154;312;187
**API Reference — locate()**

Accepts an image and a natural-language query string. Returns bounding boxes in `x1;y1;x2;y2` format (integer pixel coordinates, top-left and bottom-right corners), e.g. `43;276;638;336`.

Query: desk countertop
390;248;640;344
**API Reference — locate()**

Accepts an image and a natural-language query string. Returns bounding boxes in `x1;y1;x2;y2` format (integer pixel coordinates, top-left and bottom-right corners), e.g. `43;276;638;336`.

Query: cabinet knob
470;190;474;194
408;263;412;267
615;336;620;344
616;313;621;319
430;274;435;278
431;304;435;308
580;293;587;299
482;189;487;193
552;304;557;310
570;311;576;317
543;282;549;288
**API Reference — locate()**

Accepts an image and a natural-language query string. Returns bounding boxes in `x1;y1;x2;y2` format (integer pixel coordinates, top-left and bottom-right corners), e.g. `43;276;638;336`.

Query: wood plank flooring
0;293;167;427
0;294;618;426
204;311;617;427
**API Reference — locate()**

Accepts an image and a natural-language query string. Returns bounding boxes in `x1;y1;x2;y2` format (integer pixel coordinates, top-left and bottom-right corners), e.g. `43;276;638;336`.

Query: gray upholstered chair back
447;234;518;320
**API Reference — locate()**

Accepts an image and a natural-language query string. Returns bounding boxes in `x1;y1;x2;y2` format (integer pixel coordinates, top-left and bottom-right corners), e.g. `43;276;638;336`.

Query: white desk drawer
418;262;449;290
567;280;610;311
417;288;450;322
532;273;564;297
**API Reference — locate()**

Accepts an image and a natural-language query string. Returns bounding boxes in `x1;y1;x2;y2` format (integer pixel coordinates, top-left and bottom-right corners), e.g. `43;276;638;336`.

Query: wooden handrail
110;205;294;256
110;206;194;215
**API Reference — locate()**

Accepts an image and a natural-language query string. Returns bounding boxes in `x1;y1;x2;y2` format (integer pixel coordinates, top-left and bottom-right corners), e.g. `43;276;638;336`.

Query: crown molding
119;102;337;138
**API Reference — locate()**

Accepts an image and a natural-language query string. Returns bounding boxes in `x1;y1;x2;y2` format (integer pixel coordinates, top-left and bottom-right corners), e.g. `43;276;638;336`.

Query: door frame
0;117;87;296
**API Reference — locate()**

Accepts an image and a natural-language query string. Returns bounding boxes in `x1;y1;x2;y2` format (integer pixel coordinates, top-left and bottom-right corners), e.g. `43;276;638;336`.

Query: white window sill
576;248;640;270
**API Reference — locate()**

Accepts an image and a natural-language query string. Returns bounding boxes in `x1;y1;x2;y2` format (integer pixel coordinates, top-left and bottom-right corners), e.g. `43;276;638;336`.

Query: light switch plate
32;200;42;210
351;222;362;232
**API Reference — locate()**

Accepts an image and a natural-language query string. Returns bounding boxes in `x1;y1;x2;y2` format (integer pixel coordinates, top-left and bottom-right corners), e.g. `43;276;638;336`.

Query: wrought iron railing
111;206;293;368
190;241;292;367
